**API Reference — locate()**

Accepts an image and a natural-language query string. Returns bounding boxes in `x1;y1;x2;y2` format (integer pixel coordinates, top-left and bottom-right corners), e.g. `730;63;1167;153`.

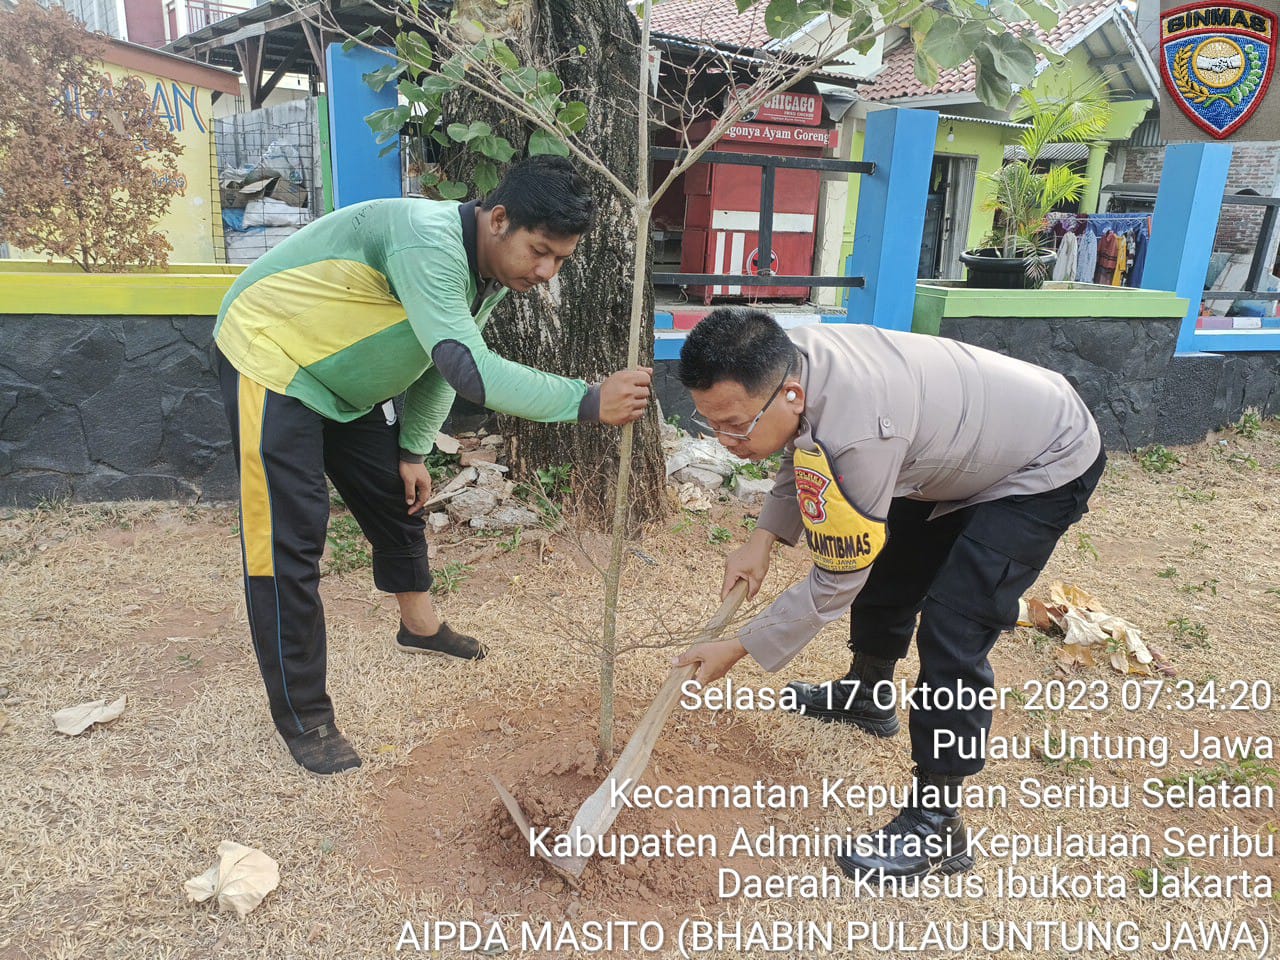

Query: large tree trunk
446;0;667;528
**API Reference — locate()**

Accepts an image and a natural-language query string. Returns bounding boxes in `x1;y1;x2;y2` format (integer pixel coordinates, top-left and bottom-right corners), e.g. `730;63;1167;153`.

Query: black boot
783;652;900;736
834;767;973;879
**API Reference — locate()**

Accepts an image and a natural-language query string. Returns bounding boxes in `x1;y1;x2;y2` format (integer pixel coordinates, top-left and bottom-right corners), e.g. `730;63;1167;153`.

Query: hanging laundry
1112;234;1128;286
1130;231;1149;287
1052;231;1079;281
1077;230;1098;284
1094;230;1119;285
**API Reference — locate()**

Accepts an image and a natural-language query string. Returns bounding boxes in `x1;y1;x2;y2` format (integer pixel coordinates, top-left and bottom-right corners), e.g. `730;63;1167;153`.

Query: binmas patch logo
1160;1;1277;138
794;466;830;524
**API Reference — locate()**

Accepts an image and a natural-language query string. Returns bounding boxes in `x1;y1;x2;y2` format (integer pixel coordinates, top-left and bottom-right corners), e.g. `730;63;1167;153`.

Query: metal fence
213;98;322;264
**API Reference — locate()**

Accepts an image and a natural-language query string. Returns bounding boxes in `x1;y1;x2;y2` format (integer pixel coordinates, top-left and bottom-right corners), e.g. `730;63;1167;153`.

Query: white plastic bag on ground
53;696;126;735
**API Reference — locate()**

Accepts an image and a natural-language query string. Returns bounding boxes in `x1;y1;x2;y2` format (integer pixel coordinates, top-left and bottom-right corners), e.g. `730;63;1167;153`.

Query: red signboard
722;122;838;148
735;86;824;126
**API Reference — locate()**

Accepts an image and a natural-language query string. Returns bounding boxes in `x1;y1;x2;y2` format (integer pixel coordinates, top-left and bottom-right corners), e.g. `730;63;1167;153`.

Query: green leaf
474;135;517;162
990;0;1030;22
398;79;428;106
735;0;753;10
419;74;457;97
577;44;587;55
447;122;471;142
365;105;409;139
763;0;804;38
492;40;520;70
344;24;377;52
922;17;988;70
398;31;433;78
846;11;876;54
438;180;469;200
501;66;538;97
441;54;467;83
528;129;570;156
1020;0;1061;32
914;45;940;89
973;46;1014;109
474;160;500;195
420;170;442;188
986;32;1038;88
535;71;564;99
430;130;451;147
378;142;399;158
556;102;588;134
362;63;405;93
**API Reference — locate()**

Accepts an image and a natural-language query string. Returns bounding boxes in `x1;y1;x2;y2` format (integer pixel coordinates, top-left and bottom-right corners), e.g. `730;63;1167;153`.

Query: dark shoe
785;679;901;736
280;722;362;776
396;621;487;660
785;651;901;735
834;769;973;880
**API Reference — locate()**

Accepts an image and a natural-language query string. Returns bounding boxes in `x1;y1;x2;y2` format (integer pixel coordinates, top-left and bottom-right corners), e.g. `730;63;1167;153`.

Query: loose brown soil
2;422;1278;958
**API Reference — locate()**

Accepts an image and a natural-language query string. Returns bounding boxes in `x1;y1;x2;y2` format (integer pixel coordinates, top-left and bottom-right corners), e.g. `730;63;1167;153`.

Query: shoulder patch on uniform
793;444;887;573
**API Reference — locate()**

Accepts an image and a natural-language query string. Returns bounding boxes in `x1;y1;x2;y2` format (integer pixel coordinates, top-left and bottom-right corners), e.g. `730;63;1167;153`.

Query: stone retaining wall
2;313;1277;507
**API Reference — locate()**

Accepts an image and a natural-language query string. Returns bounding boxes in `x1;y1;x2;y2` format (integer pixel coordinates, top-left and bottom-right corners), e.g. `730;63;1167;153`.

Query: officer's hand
598;367;653;426
400;461;433;515
722;528;776;600
673;637;749;685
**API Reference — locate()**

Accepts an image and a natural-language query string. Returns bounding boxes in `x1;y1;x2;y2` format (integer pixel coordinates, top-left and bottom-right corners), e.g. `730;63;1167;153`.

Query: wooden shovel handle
646;579;750;720
562;580;750;854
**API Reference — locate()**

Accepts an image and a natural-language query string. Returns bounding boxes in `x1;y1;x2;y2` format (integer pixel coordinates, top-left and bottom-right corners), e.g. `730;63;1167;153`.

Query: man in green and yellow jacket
215;156;650;774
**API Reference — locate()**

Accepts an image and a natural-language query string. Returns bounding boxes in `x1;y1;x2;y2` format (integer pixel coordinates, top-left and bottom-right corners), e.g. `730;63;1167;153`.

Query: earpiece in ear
785;390;798;402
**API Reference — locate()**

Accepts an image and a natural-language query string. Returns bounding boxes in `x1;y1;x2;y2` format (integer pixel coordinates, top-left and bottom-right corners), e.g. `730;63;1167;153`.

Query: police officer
674;307;1103;880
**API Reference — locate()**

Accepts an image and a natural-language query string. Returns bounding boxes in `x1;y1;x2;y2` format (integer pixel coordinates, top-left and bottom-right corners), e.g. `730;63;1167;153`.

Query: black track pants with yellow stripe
215;347;432;737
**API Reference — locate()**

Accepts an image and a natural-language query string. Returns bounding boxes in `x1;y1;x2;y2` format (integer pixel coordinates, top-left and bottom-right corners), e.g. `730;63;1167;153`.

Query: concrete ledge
913;280;1189;336
0;271;241;317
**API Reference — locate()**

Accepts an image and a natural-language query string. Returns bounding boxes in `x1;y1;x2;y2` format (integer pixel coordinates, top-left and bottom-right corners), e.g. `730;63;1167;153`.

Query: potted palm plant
960;82;1112;289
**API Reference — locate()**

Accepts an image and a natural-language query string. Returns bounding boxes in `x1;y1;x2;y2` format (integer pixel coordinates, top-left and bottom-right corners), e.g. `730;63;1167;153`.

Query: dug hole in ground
1;421;1278;958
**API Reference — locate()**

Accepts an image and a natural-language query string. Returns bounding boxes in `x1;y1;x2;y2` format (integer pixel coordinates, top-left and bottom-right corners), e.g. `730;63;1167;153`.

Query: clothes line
1046;213;1151;287
1047;212;1151;238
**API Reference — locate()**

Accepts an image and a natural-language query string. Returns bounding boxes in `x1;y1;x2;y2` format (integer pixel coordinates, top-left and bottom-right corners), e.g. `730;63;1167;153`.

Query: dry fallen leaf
433;432;461;455
1050;581;1102;611
52;696;127;736
184;841;280;918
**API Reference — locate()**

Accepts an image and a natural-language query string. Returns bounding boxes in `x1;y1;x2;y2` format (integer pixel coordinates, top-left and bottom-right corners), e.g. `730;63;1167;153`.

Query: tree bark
446;0;667;528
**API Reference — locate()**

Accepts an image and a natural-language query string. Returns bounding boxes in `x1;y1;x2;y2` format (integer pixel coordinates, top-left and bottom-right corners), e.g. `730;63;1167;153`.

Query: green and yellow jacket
214;197;599;455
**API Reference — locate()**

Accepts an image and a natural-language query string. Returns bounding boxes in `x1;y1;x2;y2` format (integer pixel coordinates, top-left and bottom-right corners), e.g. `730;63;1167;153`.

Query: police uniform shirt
743;323;1101;671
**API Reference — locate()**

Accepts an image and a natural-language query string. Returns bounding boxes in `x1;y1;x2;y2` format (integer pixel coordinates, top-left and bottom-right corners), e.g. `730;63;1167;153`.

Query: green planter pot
959;248;1057;290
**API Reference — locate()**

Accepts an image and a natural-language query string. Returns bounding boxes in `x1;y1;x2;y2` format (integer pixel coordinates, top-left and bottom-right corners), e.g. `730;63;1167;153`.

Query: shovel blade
488;775;587;883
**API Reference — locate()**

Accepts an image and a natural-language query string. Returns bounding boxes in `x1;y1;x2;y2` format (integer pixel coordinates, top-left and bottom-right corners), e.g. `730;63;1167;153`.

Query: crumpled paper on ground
1018;582;1174;677
185;841;280;917
52;696;127;735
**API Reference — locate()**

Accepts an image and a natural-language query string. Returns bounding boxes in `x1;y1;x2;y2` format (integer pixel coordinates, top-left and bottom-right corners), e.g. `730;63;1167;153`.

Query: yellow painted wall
102;62;221;263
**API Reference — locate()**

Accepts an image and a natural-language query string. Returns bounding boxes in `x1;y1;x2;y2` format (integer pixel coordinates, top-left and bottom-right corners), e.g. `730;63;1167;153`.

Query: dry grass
2;420;1278;959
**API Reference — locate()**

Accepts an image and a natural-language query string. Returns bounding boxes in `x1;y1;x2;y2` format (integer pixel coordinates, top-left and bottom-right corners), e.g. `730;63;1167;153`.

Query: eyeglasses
691;359;793;442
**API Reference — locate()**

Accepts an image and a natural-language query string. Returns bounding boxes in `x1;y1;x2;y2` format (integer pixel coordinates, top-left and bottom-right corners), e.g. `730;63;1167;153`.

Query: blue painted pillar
840;107;938;330
1141;142;1232;355
324;44;401;208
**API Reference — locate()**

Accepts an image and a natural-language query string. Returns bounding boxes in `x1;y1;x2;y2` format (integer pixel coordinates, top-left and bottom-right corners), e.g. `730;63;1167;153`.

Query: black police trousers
847;450;1106;776
216;347;432;737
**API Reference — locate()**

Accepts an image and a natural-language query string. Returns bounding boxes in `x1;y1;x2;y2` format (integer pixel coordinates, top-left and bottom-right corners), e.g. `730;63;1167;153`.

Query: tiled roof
648;0;776;49
861;0;1123;101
